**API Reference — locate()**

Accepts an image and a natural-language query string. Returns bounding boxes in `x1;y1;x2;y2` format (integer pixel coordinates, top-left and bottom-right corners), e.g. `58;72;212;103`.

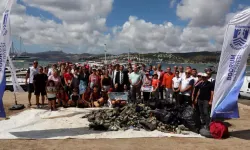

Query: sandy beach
0;91;250;150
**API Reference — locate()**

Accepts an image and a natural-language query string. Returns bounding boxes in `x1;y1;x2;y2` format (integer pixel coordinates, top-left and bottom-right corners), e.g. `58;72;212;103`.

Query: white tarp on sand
0;108;202;139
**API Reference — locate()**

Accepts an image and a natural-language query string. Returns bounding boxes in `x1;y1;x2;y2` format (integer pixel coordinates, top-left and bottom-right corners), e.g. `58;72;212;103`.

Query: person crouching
57;86;69;108
68;88;80;107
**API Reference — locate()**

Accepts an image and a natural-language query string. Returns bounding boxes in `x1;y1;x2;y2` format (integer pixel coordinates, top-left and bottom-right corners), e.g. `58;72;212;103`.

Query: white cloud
176;0;233;27
169;0;176;8
0;0;238;54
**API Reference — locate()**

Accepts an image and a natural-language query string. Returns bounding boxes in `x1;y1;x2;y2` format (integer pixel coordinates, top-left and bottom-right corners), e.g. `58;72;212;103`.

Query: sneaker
36;105;40;109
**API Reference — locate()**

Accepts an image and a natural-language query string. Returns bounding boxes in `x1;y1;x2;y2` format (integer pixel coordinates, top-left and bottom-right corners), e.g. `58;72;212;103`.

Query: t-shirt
47;86;57;98
33;73;48;88
129;72;142;85
27;66;38;83
180;77;194;96
64;73;73;84
48;75;61;87
47;68;54;77
192;76;198;84
198;81;214;100
162;73;175;89
152;79;159;89
179;72;186;79
172;77;182;88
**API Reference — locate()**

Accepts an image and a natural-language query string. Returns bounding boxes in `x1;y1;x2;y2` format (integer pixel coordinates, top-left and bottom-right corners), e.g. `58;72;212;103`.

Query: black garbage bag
199;128;213;138
181;105;201;133
139;120;157;131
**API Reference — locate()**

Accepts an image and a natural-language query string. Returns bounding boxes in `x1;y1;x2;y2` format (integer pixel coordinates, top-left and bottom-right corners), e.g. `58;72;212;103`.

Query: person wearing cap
172;70;182;106
26;61;39;107
195;73;214;128
129;65;142;103
179;69;194;106
162;67;175;104
141;70;152;104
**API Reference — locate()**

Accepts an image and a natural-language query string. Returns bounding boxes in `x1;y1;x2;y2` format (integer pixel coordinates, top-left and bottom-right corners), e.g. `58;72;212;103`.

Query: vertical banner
0;0;14;118
7;55;25;93
211;8;250;119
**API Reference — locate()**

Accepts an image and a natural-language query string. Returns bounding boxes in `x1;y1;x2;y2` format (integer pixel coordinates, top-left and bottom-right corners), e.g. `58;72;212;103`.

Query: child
90;86;101;107
57;86;69;108
152;73;160;100
68;88;80;107
79;87;92;108
46;80;57;111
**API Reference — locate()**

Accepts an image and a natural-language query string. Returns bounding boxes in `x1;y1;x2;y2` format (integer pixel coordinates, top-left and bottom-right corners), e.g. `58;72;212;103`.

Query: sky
1;0;250;54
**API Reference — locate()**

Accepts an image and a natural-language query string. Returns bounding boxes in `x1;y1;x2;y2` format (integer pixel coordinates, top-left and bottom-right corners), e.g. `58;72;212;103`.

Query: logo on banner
2;11;9;36
230;26;250;50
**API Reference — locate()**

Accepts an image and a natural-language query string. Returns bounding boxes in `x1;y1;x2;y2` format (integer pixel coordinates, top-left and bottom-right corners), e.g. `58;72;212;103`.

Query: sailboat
10;37;37;62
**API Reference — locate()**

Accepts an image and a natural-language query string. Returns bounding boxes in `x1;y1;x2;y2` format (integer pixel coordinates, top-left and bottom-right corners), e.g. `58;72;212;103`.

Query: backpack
210;121;229;139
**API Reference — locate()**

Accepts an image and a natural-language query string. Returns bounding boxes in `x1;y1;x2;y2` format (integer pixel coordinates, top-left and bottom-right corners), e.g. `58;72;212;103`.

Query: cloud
0;0;238;54
176;0;233;27
169;0;176;8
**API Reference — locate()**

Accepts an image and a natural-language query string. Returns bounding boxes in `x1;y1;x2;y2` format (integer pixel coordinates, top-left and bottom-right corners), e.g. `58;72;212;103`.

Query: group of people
26;61;215;128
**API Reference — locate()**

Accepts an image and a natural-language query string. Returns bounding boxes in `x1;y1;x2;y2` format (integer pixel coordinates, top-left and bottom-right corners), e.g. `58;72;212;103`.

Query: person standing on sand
162;67;175;104
179;69;194;106
26;61;39;107
33;66;48;108
129;66;142;104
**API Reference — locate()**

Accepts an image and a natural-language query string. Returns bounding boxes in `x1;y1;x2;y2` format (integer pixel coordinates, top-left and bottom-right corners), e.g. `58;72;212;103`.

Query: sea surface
12;60;250;73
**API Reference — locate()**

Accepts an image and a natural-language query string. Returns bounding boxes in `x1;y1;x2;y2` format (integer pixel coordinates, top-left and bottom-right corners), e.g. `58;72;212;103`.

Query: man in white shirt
179;69;194;106
179;66;186;79
26;61;39;107
129;66;142;103
172;71;182;106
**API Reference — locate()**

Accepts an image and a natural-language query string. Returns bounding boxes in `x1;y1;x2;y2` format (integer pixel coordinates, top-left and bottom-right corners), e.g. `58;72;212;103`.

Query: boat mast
20;36;22;53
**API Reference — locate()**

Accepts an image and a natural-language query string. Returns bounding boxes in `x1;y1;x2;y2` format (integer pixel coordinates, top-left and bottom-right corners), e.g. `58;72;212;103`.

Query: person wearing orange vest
162;67;175;103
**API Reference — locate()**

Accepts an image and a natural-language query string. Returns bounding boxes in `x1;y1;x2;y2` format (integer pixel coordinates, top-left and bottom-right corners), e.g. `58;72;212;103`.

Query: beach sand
0;91;250;150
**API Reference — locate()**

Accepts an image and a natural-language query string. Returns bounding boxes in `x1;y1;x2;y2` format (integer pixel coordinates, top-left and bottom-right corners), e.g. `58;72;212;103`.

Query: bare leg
41;95;45;106
28;93;32;106
48;101;52;110
35;95;39;106
52;100;56;110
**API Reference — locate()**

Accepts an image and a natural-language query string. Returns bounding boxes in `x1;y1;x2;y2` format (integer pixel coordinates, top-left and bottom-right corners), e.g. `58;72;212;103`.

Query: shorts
48;97;56;101
28;83;34;93
35;88;46;96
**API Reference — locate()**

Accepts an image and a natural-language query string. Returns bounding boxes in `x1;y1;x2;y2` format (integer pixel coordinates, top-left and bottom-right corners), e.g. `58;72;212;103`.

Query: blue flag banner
211;8;250;119
0;0;14;118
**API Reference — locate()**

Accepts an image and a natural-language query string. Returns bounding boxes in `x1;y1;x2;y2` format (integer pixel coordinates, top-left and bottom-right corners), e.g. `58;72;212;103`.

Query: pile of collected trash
83;103;201;133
